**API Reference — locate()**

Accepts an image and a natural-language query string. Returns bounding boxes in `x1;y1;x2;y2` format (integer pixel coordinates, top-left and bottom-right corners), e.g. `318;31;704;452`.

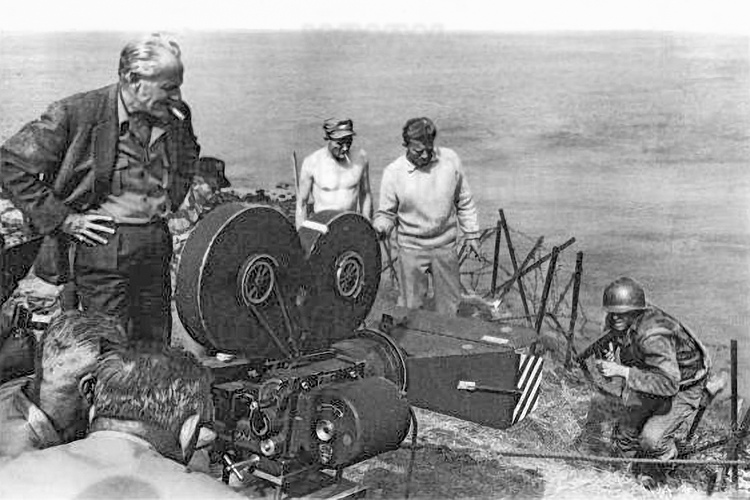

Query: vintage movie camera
175;204;412;494
0;303;48;384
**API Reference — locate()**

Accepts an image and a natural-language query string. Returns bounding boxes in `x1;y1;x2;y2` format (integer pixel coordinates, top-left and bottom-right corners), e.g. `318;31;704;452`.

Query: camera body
211;352;409;483
175;204;411;490
0;304;44;384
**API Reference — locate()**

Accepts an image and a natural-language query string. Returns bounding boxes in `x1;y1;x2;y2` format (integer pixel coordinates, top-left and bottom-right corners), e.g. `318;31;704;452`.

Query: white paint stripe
301;220;329;233
522;359;543;409
513;356;544;423
519;370;543;422
457;380;476;391
480;335;509;345
514;374;536;421
513;358;535;421
517;359;544;422
517;355;533;389
516;354;529;386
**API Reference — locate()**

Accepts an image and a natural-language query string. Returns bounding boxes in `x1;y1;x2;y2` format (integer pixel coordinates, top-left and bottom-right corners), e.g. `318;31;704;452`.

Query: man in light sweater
373;117;480;316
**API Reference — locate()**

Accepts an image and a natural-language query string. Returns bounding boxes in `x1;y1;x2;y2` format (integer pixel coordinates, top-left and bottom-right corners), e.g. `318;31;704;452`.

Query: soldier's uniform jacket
619;306;711;398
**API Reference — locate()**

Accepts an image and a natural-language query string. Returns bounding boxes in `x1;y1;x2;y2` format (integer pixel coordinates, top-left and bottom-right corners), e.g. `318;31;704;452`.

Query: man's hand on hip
61;213;115;245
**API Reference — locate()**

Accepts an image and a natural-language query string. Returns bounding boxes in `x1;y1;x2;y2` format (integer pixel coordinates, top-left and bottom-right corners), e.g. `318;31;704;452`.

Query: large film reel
298;211;381;349
176;203;305;359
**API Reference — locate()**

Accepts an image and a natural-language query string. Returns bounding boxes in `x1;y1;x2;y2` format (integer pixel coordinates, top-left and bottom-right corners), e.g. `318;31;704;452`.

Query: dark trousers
612;381;706;461
75;221;172;345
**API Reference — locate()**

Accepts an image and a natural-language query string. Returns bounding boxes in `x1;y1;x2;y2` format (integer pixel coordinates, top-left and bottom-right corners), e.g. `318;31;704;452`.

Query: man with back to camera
594;276;711;488
0;345;244;499
0;310;126;458
295;118;373;228
0;33;203;345
372;117;480;316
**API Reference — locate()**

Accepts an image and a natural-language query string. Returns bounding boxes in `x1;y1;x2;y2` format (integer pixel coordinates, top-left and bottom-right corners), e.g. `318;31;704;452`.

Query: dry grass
344;347;746;500
5;191;747;499
190;189;746;499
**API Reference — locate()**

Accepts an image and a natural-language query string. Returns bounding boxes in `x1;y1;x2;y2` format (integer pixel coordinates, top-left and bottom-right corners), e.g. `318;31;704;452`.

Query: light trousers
397;245;462;316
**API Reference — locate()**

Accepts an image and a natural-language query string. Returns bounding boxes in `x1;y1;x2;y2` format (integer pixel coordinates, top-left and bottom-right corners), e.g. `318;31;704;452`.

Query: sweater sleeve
454;159;480;238
372;165;398;234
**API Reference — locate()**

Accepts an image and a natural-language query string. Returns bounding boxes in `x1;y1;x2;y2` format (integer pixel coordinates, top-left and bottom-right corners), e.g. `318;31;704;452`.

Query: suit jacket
0;84;201;282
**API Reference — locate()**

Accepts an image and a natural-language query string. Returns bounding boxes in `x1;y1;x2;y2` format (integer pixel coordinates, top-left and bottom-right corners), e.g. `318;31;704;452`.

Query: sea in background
1;30;749;371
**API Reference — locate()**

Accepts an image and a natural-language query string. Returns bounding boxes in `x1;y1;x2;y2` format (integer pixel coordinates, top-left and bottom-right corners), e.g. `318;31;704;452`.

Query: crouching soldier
595;277;711;488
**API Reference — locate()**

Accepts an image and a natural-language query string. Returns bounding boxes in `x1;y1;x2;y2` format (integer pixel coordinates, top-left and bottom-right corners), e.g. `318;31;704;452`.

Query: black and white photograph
0;1;748;498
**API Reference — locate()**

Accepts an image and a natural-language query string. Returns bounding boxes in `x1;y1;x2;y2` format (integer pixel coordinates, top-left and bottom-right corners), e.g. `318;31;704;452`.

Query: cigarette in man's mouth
170;105;186;121
344;153;350;163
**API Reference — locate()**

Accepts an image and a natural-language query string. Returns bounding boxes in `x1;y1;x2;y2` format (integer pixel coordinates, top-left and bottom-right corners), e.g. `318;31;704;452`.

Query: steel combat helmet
602;277;646;313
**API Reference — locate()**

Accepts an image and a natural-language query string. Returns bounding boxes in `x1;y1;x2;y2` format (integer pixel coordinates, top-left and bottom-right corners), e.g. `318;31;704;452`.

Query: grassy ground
350;247;748;500
4;190;748;499
344;351;747;500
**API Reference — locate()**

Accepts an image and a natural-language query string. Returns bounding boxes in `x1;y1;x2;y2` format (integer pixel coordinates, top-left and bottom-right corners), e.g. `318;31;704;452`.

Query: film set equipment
0;235;48;384
176;202;544;498
176;204;412;498
0;200;544;499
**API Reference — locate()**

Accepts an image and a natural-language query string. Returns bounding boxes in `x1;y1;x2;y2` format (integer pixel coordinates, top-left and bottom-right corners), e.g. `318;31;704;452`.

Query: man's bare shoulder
302;147;329;165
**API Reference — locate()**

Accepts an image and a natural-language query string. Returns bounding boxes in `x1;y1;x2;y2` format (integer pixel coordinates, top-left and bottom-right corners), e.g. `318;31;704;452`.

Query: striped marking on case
512;353;544;425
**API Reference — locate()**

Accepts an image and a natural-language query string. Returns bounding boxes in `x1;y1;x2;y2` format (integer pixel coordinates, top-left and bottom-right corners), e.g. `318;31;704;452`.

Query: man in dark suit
0;33;202;344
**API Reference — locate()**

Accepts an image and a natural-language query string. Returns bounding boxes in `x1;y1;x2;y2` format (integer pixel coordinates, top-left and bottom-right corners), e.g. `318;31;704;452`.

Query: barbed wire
401;442;749;468
453;218;593;341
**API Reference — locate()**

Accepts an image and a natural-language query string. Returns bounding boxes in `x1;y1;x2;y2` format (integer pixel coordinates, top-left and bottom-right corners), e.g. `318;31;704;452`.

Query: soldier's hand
596;360;629;379
604;341;616;362
61;213;115;246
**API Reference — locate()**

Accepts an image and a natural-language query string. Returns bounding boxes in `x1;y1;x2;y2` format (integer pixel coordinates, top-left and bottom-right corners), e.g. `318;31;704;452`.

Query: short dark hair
36;311;127;396
92;346;212;436
402;117;437;146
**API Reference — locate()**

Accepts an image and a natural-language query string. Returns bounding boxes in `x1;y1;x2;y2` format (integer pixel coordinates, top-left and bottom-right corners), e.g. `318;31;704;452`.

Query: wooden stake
566;252;583;367
535;246;559;334
499;209;532;326
731;339;738;487
490;218;502;296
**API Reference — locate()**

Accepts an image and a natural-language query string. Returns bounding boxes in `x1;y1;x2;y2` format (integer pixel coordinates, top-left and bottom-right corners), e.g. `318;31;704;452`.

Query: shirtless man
295;118;373;228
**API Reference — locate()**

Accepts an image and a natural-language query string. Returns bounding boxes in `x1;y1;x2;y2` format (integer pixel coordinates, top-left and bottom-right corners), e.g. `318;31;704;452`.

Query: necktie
128;113;153;146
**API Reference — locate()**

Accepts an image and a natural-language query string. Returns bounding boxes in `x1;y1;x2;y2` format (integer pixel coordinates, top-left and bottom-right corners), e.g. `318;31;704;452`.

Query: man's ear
179;413;201;463
78;374;96;405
